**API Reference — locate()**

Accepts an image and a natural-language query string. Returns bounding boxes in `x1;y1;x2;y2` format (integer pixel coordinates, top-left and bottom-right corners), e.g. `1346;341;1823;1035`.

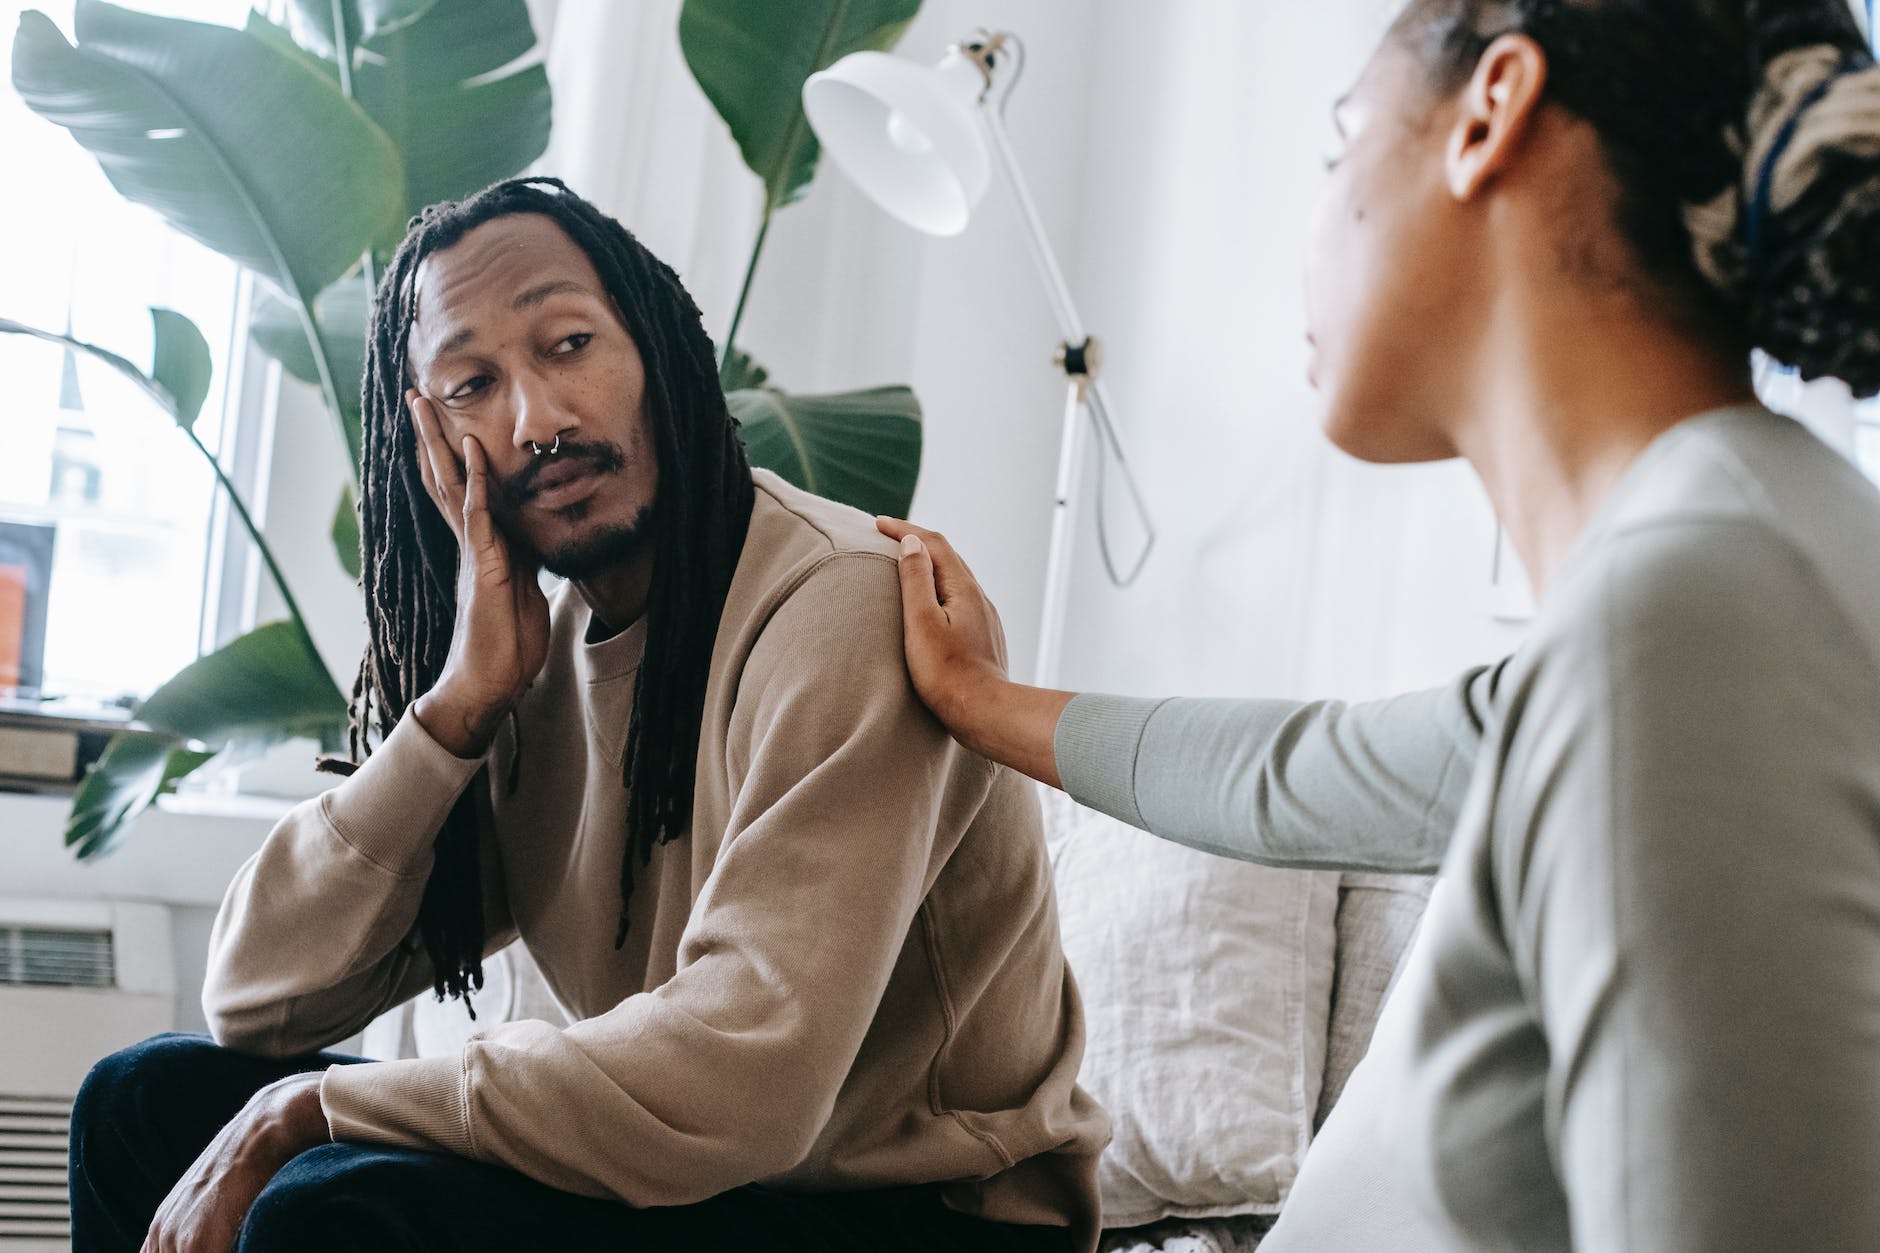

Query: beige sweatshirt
202;470;1107;1246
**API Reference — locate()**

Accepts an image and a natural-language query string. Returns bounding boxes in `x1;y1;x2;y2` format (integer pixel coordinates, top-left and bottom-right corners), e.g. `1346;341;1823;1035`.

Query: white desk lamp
803;30;1155;688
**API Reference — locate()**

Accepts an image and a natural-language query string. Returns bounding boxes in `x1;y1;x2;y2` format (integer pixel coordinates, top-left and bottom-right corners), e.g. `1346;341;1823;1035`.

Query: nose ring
529;434;561;457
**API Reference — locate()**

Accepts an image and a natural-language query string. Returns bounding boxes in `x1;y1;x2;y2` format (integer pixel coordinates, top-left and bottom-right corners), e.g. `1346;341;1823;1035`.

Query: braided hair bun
1397;0;1880;397
1683;3;1880;396
1719;12;1880;397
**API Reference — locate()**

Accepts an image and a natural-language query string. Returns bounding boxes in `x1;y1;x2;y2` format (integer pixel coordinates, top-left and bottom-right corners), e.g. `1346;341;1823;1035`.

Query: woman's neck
1452;293;1755;599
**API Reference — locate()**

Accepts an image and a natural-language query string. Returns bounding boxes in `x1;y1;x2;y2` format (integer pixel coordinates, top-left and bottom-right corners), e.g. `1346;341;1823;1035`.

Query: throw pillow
1043;789;1340;1227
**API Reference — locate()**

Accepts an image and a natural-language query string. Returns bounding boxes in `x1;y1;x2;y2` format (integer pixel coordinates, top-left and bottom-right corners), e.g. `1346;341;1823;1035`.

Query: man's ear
1446;33;1549;201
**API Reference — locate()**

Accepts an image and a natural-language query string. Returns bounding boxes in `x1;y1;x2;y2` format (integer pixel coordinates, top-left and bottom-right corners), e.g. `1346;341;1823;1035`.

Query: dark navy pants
70;1033;1073;1252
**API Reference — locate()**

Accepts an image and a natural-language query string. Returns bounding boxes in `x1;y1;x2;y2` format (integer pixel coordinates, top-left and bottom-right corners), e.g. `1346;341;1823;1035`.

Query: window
0;0;254;705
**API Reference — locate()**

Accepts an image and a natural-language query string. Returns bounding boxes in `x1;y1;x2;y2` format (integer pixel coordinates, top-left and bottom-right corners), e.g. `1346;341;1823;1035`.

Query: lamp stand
1036;350;1095;690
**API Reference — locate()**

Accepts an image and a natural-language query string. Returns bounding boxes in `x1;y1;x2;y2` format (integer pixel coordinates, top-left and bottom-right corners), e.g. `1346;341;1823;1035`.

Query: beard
535;502;655;579
493;438;653;579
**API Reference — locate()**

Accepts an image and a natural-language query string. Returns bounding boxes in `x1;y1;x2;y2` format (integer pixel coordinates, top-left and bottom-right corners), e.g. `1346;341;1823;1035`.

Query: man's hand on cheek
141;1071;331;1253
406;390;553;758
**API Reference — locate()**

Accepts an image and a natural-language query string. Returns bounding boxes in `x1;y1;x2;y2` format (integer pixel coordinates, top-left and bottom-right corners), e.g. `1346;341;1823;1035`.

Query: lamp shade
802;50;990;236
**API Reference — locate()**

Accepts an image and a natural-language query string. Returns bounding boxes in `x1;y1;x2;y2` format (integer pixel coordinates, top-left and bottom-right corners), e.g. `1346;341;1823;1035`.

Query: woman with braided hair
881;0;1880;1248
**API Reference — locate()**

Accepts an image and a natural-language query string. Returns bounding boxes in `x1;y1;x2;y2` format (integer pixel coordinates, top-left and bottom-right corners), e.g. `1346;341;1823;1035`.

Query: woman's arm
1490;520;1880;1250
878;518;1500;872
1055;676;1499;872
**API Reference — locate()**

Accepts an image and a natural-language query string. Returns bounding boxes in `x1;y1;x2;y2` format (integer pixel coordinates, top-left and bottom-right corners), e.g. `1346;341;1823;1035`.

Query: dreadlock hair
338;176;754;1004
1390;0;1880;396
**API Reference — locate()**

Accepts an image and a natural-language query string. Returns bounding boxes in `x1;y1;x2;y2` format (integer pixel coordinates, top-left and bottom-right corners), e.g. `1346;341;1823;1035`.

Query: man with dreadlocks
68;177;1107;1253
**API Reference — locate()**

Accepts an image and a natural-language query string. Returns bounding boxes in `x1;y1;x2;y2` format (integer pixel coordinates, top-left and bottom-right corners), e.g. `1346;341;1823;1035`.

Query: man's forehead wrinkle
513;277;598;310
408;246;503;369
407;229;603;374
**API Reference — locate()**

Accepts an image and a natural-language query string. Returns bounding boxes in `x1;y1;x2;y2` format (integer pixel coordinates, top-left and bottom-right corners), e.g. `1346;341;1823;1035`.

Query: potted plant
3;0;926;853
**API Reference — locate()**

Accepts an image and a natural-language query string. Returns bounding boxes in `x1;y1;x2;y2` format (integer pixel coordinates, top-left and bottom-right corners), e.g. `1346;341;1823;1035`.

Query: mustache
499;438;629;507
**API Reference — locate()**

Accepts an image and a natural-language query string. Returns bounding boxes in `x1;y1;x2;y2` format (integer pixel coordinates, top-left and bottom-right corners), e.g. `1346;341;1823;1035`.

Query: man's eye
448;375;490;401
552;333;593;355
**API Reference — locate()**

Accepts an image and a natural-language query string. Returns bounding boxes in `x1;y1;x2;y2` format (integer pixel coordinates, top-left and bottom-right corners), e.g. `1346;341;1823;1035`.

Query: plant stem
719;206;772;382
327;0;376;307
290;295;360;492
327;0;372;481
330;0;354;95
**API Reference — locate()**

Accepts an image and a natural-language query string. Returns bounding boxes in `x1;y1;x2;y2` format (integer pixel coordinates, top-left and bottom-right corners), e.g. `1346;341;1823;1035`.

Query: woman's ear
1447;33;1550;201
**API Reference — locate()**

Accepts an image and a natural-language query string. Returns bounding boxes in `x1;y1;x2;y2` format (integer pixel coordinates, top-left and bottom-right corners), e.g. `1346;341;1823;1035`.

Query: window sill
154;787;297;823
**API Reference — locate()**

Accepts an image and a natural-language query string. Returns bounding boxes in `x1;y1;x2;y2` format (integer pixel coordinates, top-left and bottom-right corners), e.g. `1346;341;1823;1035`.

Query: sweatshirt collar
577;602;649;685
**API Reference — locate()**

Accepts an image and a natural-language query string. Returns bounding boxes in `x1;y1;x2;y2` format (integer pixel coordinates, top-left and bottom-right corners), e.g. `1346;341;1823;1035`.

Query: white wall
718;0;1528;702
1057;1;1527;702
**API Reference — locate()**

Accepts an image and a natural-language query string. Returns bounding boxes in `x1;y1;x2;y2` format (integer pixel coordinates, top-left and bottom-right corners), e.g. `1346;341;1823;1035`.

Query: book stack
0;695;137;796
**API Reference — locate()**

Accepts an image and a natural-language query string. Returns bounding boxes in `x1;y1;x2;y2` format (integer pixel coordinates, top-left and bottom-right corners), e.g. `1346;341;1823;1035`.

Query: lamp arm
979;94;1156;586
980;102;1087;346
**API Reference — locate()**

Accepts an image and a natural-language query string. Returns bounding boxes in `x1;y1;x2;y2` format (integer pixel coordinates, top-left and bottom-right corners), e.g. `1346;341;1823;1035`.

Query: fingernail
900;534;922;556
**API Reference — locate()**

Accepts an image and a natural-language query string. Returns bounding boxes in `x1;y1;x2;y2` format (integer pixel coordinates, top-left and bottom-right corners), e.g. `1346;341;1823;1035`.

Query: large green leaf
249;3;546;223
331;485;362;580
285;0;434;58
250;277;367;397
251;277;368;466
719;345;770;392
680;0;920;210
149;307;211;430
66;732;216;859
11;0;404;303
731;381;922;517
352;0;550;219
136;619;346;752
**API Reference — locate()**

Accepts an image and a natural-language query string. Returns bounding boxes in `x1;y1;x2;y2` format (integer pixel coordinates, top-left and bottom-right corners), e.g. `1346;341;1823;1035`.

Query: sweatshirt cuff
322;1054;475;1158
1053;693;1167;830
321;712;485;877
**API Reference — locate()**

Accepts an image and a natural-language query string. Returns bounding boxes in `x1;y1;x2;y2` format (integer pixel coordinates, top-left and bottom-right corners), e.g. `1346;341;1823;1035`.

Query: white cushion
1042;789;1341;1227
1257;878;1452;1253
1318;873;1432;1128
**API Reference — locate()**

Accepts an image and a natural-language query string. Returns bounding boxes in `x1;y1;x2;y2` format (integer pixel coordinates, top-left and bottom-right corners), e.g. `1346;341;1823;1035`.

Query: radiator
0;897;174;1250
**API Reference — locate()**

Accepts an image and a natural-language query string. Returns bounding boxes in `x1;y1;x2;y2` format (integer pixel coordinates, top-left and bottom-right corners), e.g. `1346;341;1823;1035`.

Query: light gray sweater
1054;406;1880;1250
